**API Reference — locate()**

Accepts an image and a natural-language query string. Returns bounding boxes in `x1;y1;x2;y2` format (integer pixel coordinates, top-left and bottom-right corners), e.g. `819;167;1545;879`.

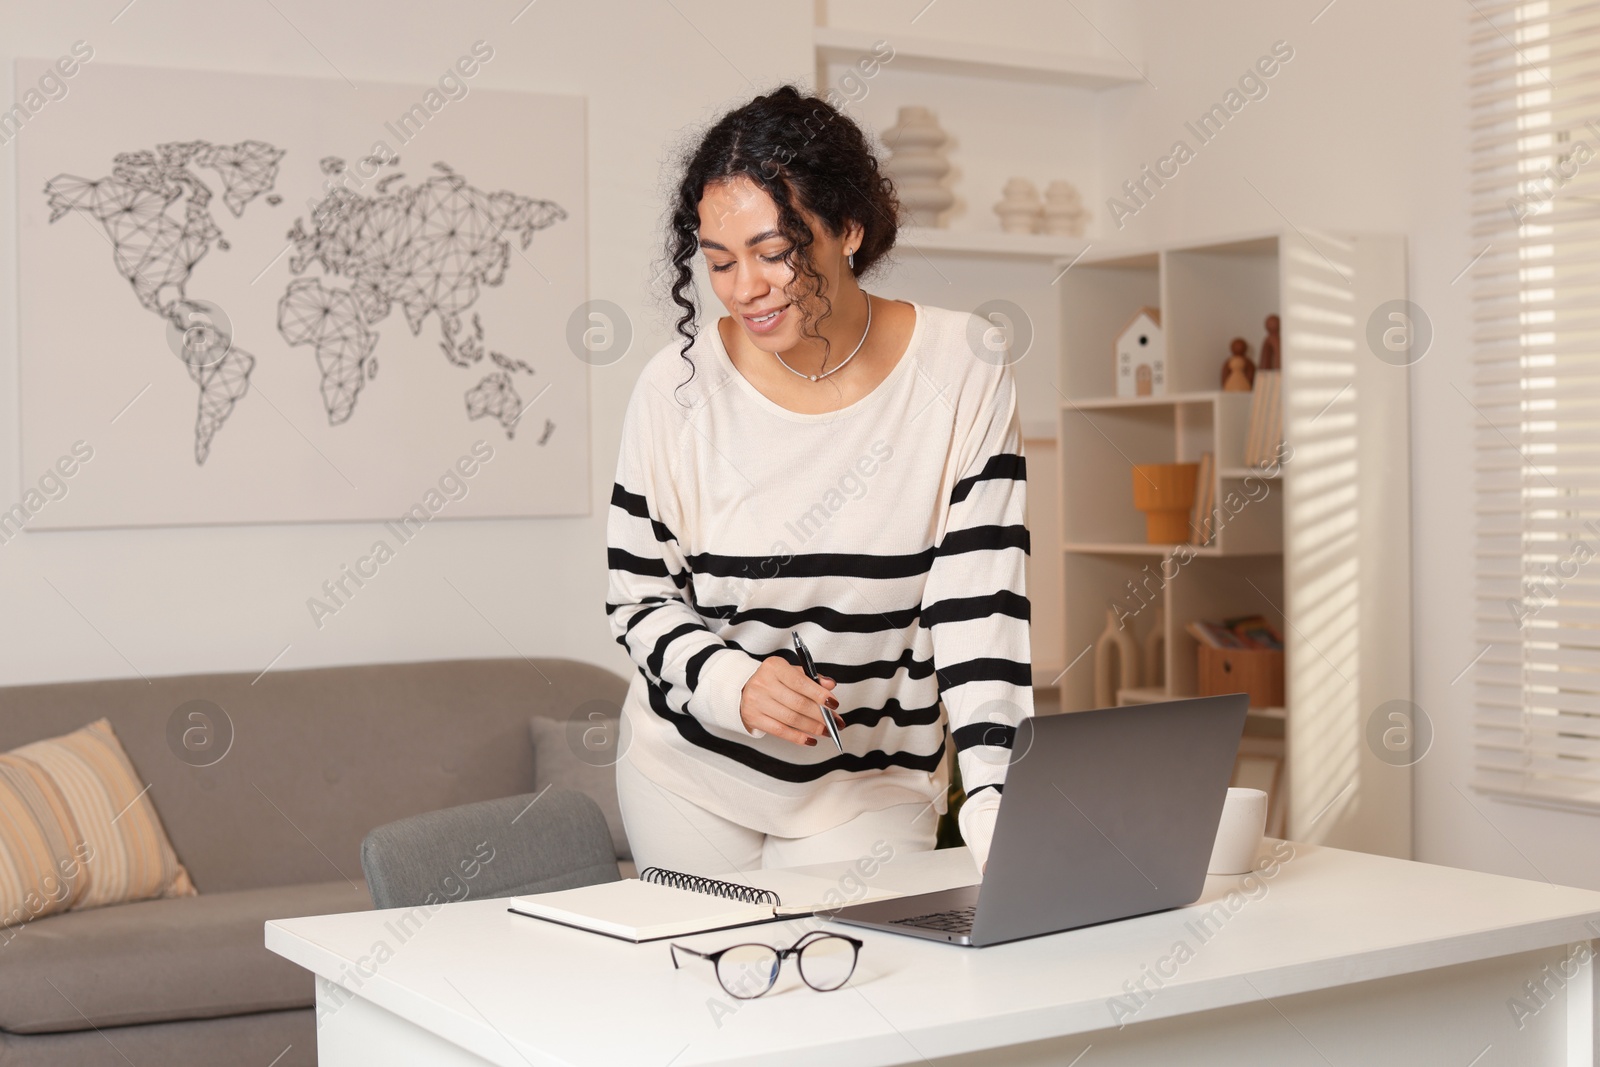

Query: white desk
266;841;1600;1066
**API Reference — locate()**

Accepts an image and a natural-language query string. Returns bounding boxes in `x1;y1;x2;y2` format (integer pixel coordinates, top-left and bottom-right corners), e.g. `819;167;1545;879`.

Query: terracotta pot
1131;463;1200;543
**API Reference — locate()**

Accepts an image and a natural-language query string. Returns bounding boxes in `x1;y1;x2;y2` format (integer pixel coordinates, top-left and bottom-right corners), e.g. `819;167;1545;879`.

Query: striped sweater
605;300;1032;871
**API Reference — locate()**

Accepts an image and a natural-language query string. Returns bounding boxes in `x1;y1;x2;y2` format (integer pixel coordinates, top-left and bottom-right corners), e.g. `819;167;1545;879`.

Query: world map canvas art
15;58;588;527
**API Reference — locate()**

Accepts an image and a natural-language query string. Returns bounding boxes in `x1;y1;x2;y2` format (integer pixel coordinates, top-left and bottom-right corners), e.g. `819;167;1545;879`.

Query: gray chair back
360;787;621;910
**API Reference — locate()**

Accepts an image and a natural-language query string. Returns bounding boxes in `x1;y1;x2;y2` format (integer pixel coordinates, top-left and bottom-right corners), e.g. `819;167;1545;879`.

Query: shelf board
1059;230;1282;268
897;226;1091;260
1062;540;1219;557
1061;390;1225;410
1060;541;1285;558
1219;467;1281;479
814;26;1143;89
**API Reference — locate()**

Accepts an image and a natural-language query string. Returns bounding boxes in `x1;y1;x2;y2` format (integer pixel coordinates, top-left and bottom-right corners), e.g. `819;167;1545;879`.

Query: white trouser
615;750;939;875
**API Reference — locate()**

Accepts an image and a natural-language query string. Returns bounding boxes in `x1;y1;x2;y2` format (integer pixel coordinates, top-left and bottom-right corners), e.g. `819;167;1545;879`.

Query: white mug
1207;787;1269;875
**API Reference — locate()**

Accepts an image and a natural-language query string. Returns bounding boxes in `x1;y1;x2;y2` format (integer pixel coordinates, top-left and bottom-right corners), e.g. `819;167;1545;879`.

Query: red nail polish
806;737;817;746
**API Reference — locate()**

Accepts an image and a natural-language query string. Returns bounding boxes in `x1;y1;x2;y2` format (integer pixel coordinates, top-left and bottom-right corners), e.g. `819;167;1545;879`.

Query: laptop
824;694;1250;947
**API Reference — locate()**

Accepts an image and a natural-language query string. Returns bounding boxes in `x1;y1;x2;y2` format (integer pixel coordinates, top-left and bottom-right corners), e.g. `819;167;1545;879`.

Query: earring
847;247;856;270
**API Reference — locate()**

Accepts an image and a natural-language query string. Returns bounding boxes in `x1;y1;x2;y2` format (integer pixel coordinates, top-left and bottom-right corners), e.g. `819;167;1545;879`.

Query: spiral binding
638;866;781;906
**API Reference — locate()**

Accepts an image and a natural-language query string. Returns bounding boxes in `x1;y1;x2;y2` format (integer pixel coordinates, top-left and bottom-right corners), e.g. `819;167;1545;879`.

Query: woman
607;84;1032;879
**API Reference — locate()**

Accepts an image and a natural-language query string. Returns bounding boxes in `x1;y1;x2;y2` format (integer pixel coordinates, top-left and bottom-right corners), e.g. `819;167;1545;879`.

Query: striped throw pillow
0;756;89;929
9;719;195;911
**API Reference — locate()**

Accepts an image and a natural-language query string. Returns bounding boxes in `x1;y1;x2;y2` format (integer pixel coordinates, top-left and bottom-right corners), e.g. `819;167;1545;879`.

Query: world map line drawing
42;140;569;465
279;154;567;441
43;139;283;464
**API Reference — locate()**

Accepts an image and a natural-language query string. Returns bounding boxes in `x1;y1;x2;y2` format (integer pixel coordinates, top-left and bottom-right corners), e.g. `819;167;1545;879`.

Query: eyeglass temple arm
669;943;713;970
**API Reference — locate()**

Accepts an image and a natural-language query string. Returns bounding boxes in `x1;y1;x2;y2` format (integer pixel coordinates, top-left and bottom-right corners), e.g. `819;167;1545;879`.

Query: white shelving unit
1056;231;1413;857
895;225;1090;260
813;26;1142;89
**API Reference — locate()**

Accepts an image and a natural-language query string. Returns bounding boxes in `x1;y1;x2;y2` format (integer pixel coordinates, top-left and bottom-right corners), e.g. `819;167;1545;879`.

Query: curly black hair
659;84;900;400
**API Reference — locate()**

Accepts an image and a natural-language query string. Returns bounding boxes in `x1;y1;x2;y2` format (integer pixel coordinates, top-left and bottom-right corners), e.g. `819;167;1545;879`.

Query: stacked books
1185;615;1284;651
1245;369;1283;467
1189;451;1215;546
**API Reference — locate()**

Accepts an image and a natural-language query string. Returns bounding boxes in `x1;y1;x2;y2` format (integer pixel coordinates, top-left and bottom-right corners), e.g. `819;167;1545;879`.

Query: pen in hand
792;631;844;751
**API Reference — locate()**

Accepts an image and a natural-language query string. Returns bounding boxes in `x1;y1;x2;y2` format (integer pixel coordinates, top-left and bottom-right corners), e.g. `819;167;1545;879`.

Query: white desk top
266;841;1600;1067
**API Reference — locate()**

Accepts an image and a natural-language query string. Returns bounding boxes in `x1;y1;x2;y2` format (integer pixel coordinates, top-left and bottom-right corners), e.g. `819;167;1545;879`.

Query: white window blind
1472;0;1600;809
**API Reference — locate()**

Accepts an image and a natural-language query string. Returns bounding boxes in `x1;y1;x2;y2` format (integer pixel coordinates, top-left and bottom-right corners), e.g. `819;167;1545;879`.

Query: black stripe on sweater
619;600;674;641
934;524;1030;558
949;454;1026;507
953;721;1017;753
695;601;921;633
604;594;674;618
647;623;706;681
643;677;947;782
921;590;1030;628
843;695;944;730
685;641;731;695
610;483;676;544
647;526;1026;588
965;782;1004;799
608;548;667;577
789;644;939;686
684;548;936;581
936;656;1033;694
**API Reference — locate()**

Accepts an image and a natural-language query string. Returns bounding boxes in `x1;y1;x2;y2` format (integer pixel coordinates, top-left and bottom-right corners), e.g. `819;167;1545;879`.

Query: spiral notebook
507;866;900;943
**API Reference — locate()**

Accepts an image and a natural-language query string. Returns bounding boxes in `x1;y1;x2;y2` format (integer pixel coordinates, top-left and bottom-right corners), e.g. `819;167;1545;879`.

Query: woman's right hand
738;656;841;745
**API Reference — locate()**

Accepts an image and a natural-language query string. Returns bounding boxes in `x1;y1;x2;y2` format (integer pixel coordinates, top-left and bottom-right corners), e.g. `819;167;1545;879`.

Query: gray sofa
0;656;633;1067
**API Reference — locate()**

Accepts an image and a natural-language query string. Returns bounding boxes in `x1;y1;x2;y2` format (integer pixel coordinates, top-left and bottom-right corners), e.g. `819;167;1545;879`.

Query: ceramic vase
1144;607;1166;689
1042;180;1089;237
1131;462;1201;544
882;106;955;228
1094;607;1141;708
994;177;1042;234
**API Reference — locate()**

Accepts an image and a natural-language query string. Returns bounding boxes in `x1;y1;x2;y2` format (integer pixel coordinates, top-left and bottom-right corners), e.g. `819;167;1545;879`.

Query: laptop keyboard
891;904;976;934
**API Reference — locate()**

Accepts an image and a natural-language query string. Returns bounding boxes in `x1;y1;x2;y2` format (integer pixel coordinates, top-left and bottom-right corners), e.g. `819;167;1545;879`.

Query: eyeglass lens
711;936;858;998
717;944;782;999
797;935;856;990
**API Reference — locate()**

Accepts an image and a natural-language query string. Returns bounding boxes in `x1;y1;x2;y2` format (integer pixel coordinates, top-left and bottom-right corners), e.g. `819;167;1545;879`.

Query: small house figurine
1115;307;1166;398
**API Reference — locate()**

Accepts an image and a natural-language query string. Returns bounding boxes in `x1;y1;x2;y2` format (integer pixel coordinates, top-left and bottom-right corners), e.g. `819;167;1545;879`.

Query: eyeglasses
669;930;864;999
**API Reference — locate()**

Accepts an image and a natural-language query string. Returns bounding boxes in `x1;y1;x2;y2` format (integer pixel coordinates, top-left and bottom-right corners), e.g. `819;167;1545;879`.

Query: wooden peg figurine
1221;338;1256;391
1259;314;1281;371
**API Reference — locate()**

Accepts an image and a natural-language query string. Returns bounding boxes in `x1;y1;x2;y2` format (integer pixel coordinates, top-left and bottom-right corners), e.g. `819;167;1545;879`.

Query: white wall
0;1;813;686
1096;0;1600;889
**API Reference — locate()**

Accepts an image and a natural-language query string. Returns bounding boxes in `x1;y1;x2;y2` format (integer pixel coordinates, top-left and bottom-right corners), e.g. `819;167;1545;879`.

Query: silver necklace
772;295;872;382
